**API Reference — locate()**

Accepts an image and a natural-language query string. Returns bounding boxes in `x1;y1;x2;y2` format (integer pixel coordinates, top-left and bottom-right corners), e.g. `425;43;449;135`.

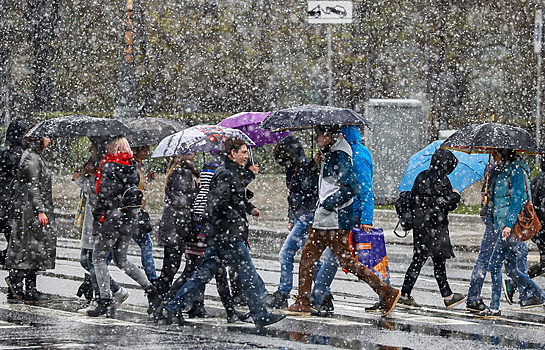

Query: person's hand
83;163;95;176
72;172;81;181
502;226;511;239
147;171;157;181
360;224;373;233
38;212;49;227
314;152;323;165
287;222;294;231
453;188;460;194
251;208;260;218
249;164;259;175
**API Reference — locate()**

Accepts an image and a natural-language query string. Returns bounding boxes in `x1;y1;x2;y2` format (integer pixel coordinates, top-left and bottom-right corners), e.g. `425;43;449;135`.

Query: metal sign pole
536;10;543;146
327;25;333;106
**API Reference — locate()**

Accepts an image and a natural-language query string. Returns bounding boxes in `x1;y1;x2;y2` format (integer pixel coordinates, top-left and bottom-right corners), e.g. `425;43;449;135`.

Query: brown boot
279;296;311;316
381;287;401;316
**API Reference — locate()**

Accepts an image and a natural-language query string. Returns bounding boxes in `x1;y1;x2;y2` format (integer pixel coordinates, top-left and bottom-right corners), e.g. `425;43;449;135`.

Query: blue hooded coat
341;126;374;226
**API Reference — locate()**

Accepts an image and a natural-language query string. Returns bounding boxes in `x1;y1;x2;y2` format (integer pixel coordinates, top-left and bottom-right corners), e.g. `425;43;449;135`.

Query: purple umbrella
218;112;290;147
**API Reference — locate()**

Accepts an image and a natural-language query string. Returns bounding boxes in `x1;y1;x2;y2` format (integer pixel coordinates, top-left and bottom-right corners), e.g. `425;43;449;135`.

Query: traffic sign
307;1;353;24
535;9;542;54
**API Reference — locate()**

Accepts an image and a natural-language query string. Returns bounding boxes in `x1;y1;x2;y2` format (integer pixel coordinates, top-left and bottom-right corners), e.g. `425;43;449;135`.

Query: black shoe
159;309;186;326
188;307;213;319
145;285;157;315
6;290;22;304
254;313;286;328
321;294;334;312
444;293;467;310
86;299;115;318
227;310;251;324
265;290;288;309
76;274;94;301
503;279;517;305
365;301;385;312
466;298;487;313
25;290;53;304
520;296;543;309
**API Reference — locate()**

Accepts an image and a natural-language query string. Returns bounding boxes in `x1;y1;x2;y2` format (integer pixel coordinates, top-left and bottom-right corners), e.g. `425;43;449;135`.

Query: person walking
89;137;156;318
397;148;466;310
0;120;29;268
266;135;337;311
281;125;400;317
159;137;285;327
480;149;545;318
73;140;129;314
154;153;200;306
4;135;56;304
131;145;158;286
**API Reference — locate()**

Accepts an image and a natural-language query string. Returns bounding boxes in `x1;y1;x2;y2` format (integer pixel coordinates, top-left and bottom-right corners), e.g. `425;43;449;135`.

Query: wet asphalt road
2;222;545;349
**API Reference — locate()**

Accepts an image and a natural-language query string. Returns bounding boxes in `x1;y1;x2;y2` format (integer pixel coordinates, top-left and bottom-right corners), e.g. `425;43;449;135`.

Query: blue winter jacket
313;136;359;230
341;126;374;226
493;160;531;232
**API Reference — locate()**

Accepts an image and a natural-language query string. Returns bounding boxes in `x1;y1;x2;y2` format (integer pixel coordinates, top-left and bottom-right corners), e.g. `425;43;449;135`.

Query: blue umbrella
398;140;489;192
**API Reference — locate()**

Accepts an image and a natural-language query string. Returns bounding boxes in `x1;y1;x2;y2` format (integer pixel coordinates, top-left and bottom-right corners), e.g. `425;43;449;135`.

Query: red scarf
96;153;133;194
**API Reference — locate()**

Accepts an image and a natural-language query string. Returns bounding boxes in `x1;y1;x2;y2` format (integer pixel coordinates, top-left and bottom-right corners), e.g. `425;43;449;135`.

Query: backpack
394;191;413;238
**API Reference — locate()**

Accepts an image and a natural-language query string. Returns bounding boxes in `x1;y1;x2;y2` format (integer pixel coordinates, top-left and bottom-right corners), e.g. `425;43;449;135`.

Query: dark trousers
401;253;452;297
529;241;545;279
298;228;390;305
8;269;37;293
156;244;184;297
164;252;236;315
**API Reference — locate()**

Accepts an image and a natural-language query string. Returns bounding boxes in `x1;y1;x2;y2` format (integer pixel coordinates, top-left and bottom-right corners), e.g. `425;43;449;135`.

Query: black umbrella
25;115;133;138
125;117;186;147
259;104;371;131
440;122;541;155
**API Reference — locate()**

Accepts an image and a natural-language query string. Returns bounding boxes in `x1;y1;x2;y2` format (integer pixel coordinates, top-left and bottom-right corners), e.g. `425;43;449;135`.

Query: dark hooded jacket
0;120;29;222
411;148;460;258
278;136;319;223
205;155;256;244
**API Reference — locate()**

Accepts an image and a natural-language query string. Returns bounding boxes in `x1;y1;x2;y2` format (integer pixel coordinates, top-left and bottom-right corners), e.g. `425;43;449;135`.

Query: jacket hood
279;135;308;165
430;148;457;175
5;120;30;146
341;126;362;146
329;136;353;157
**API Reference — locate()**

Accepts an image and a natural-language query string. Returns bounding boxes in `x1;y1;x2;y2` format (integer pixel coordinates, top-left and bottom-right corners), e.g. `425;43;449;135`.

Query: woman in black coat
5;136;55;304
398;148;465;310
89;137;156;318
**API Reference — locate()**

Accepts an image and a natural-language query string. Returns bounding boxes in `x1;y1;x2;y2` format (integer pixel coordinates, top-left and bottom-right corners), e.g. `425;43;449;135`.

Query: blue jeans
310;249;339;307
132;231;157;280
488;231;545;310
468;217;531;303
278;213;318;294
166;241;270;323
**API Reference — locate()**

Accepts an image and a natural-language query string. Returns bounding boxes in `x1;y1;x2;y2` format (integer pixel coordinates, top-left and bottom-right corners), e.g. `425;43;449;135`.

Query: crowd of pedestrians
2;118;545;327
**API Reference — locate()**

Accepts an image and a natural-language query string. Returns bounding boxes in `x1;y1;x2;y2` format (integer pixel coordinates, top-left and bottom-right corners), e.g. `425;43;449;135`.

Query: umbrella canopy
152;125;255;158
440;122;540;155
26;115;133;138
125;117;185;147
218;112;290;147
399;140;489;192
260;104;371;131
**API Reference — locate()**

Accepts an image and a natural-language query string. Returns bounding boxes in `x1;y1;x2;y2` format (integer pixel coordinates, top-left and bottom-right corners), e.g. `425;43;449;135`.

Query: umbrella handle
483;153;491;206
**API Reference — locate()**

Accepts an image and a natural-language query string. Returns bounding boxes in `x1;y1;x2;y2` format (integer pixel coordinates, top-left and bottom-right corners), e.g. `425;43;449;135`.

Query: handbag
512;175;542;241
350;227;390;280
138;211;153;234
74;190;87;232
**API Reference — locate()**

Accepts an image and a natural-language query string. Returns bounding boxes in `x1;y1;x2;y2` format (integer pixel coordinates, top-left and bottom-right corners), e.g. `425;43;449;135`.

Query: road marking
0;320;29;329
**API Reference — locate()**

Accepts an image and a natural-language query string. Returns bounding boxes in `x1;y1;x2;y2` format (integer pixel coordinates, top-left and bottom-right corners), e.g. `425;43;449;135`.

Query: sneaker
159;309;186;326
78;300;98;315
365;301;384;312
254;313;286;328
397;295;421;310
86;299;115;318
265;290;288;309
112;287;130;310
503;279;517;305
279;300;311;316
520;296;543;309
444;293;467;310
476;308;501;320
382;287;401;316
466;298;487;313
